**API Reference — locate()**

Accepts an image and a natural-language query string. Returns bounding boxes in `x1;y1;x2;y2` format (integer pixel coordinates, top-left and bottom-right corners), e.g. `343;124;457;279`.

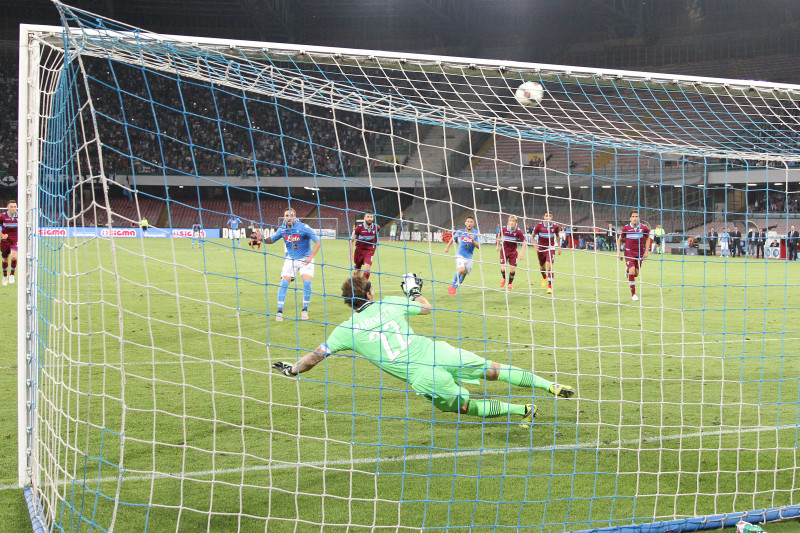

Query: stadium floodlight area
18;3;800;532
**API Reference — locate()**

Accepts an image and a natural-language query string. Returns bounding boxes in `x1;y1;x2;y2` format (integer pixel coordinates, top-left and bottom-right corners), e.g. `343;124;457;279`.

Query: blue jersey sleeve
271;227;285;243
304;225;321;243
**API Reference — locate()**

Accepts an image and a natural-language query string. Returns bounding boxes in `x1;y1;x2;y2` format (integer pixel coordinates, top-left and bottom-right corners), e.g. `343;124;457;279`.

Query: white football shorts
456;256;474;275
281;257;315;279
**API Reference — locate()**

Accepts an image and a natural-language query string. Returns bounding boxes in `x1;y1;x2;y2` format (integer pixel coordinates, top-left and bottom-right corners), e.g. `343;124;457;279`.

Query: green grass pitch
3;236;799;532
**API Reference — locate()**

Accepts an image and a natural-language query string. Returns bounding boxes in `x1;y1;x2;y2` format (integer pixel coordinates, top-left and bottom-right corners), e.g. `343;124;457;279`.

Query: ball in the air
515;81;544;107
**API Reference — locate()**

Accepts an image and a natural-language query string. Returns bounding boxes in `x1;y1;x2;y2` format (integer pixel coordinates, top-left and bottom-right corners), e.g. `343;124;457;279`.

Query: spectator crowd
0;56;413;181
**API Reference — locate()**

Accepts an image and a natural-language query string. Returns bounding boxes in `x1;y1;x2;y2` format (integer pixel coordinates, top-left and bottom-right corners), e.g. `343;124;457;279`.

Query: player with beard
264;208;321;321
350;212;380;279
496;215;527;290
617;210;651;302
532;212;561;295
443;216;480;295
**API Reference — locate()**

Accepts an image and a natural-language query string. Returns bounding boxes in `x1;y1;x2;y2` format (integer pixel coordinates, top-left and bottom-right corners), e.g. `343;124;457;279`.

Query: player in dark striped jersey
496;215;527;290
350;212;380;279
0;200;18;286
532;212;561;295
617;210;651;302
249;228;263;251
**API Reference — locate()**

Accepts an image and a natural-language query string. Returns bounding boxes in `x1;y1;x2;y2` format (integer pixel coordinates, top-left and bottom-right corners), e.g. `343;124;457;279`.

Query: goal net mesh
18;3;800;532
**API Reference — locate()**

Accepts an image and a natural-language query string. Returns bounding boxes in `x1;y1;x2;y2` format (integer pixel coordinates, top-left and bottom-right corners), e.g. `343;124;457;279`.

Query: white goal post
17;6;800;533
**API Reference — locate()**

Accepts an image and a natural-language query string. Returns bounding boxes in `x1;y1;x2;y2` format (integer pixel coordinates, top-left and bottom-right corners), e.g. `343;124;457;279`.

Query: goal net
18;4;800;532
274;217;339;239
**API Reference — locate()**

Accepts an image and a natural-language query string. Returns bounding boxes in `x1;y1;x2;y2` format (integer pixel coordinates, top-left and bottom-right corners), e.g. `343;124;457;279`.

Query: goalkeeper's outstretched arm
274;275;432;378
413;296;432;315
273;345;331;376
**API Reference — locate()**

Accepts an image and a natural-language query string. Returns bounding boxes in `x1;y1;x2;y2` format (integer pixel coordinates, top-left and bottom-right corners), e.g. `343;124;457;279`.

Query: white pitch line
0;424;795;492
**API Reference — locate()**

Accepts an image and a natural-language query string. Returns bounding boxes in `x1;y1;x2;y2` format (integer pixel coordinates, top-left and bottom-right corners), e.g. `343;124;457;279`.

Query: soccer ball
515;81;544;107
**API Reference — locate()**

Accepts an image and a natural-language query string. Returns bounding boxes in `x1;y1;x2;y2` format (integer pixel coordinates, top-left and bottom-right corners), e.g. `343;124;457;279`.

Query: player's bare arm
303;240;321;263
413;295;433;315
643;237;652;259
617;236;623;260
495;233;501;252
519;239;527;260
443;240;452;254
278;346;331;376
0;233;6;240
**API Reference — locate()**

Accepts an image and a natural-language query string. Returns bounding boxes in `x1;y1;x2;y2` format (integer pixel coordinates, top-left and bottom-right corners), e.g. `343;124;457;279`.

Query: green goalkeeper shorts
408;341;493;413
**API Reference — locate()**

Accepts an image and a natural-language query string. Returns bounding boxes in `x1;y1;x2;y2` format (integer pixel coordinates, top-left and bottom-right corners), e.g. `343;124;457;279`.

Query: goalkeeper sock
277;278;290;310
494;364;553;391
465;399;525;418
302;279;312;307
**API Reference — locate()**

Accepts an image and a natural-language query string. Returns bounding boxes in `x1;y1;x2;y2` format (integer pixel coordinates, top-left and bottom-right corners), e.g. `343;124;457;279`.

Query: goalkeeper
273;275;574;423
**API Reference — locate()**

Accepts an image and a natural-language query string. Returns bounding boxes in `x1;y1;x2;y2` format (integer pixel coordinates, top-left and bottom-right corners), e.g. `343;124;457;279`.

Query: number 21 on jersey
368;320;411;361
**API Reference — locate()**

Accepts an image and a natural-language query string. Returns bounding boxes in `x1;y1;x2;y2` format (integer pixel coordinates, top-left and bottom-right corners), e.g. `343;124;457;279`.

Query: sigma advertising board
38;227;222;239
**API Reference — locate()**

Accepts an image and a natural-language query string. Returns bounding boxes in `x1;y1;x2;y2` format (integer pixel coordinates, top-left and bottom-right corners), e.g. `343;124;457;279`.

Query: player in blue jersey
227;215;243;248
191;223;202;248
443;216;480;295
719;228;730;257
265;208;321;321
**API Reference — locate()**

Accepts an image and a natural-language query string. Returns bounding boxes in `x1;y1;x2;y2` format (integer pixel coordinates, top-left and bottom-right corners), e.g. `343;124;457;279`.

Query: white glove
400;273;423;299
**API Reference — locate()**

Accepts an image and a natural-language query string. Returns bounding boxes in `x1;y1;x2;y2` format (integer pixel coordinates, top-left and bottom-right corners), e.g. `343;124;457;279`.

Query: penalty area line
1;424;795;493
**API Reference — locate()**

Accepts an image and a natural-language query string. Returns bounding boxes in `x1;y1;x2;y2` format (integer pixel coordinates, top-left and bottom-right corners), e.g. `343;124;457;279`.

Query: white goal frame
17;24;39;489
17;17;800;532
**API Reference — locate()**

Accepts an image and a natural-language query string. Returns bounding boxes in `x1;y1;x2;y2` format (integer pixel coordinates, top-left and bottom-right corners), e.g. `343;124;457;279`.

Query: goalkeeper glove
401;273;423;299
272;362;296;376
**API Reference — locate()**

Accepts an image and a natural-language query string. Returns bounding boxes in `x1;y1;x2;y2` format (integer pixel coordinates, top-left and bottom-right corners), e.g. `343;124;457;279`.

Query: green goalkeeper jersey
321;296;434;382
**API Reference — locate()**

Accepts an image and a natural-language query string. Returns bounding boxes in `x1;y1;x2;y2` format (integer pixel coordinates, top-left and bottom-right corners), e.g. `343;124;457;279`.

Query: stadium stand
2;57;797;240
312;200;374;232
